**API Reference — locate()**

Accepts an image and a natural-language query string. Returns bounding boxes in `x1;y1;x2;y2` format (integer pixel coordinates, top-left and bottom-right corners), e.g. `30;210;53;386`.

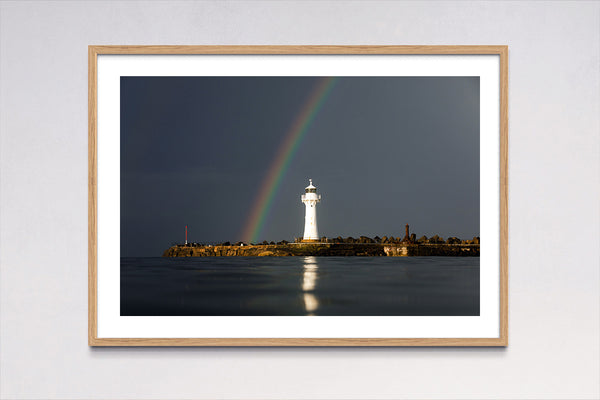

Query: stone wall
163;243;480;257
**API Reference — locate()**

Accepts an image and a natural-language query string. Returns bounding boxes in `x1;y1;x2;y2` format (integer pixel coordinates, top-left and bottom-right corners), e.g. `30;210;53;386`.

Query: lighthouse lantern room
301;179;321;242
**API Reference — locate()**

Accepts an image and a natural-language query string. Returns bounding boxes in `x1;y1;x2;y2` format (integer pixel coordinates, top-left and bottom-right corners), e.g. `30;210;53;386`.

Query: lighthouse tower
301;179;321;242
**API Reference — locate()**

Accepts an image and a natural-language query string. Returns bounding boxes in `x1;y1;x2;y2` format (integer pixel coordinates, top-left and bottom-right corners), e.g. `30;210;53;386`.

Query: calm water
121;257;479;316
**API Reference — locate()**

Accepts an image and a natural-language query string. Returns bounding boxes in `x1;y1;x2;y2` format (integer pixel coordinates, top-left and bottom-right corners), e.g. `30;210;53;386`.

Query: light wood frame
89;45;508;346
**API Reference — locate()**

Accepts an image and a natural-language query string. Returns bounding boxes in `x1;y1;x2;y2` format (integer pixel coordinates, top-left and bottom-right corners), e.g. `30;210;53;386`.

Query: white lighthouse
301;179;321;242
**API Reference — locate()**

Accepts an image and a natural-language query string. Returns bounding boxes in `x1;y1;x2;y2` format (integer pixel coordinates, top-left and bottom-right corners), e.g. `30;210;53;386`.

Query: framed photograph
89;45;508;346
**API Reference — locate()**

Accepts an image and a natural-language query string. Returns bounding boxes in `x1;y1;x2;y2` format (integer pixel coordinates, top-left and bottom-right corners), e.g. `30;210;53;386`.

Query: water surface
121;256;479;316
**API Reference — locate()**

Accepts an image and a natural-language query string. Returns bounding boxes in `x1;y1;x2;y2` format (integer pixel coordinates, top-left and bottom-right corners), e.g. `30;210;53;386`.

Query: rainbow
241;77;338;243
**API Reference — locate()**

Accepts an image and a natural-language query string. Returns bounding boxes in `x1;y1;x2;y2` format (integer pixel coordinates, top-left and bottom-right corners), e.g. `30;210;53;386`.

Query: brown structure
402;223;413;243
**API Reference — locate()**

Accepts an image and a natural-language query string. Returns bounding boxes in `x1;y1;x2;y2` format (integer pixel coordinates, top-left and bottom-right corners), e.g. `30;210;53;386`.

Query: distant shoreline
162;243;480;257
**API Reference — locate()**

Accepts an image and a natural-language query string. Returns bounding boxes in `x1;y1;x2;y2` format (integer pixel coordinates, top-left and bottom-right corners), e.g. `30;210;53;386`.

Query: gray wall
1;1;598;399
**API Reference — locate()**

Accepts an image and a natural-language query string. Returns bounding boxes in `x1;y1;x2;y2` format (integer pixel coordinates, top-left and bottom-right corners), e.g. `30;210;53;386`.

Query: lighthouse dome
305;179;317;193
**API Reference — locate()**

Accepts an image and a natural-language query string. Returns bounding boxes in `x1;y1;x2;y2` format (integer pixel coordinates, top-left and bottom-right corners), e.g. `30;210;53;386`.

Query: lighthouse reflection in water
302;257;319;315
121;256;479;316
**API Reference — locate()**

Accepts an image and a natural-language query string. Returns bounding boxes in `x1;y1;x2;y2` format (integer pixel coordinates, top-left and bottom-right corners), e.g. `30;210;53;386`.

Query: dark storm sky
121;77;480;257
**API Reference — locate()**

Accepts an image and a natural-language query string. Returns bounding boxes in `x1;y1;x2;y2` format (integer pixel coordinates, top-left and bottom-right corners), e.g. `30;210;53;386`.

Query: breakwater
162;243;479;257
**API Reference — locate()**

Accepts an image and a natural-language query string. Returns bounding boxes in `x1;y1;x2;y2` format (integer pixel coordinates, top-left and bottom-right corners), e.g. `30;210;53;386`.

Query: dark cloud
121;77;479;256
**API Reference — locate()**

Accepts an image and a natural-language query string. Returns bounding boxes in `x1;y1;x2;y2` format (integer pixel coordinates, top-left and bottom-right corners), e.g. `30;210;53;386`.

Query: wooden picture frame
89;45;508;346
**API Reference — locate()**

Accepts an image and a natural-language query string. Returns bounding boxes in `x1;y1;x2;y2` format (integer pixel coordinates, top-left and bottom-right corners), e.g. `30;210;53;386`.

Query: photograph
119;75;481;317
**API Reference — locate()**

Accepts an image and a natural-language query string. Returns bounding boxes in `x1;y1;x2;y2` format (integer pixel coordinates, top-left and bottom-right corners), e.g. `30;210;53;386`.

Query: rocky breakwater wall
163;244;298;257
163;243;479;257
383;244;479;257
